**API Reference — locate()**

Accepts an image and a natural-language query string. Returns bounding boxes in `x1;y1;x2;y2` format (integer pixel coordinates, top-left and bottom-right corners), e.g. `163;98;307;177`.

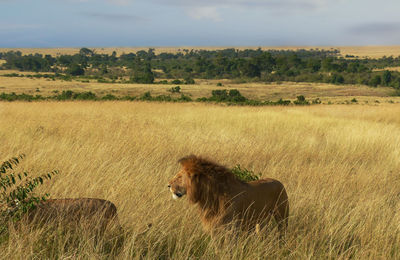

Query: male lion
168;155;289;236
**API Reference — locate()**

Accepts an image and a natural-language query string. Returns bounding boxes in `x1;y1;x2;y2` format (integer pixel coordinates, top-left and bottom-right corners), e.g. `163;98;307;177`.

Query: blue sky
1;0;400;47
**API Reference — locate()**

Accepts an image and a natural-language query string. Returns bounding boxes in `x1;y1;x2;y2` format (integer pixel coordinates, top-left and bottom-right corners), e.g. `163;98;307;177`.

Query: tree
67;63;85;76
370;75;381;87
79;47;94;57
383;70;392;86
131;63;154;84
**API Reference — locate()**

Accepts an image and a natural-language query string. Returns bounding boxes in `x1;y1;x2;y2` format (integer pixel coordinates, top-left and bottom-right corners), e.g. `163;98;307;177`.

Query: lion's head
168;155;239;212
168;169;188;200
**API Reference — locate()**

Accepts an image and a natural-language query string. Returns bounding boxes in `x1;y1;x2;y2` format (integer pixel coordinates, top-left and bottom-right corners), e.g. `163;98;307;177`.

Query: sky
1;0;400;47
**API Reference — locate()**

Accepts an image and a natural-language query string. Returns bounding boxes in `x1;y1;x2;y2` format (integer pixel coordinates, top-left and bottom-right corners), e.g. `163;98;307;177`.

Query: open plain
1;101;400;258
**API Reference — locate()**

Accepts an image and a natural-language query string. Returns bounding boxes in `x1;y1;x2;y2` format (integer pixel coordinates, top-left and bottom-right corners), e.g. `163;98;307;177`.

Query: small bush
157;80;169;84
231;165;260;182
101;94;118;101
168;86;181;93
351;98;358;103
140;91;152;101
178;94;192;102
184;77;195;84
209;89;247;103
73;91;96;100
0;155;59;223
293;95;309;105
171;79;182;84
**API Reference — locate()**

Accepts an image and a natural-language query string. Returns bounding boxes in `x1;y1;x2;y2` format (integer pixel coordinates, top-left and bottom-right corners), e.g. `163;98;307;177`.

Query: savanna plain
1;101;400;259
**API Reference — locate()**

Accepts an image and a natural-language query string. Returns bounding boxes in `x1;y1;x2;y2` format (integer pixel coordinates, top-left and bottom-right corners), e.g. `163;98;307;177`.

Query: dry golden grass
374;67;400;72
1;102;400;259
0;72;398;103
1;46;400;58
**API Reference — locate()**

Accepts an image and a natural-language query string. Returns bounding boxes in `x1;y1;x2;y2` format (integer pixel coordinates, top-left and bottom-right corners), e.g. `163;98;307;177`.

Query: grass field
1;46;400;58
0;70;399;104
1;102;400;259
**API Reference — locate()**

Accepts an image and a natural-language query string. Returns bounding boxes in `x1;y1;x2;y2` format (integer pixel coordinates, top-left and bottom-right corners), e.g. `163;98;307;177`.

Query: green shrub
171;79;182;84
231;165;260;182
210;89;247;103
168;86;181;93
275;98;291;106
67;64;85;76
140;91;152;101
293;95;309;105
73;91;97;100
0;92;44;102
0;154;59;224
101;94;118;101
178;94;192;102
184;77;195;84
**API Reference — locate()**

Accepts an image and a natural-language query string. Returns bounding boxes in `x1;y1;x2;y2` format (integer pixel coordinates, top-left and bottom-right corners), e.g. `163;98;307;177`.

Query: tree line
1;48;400;88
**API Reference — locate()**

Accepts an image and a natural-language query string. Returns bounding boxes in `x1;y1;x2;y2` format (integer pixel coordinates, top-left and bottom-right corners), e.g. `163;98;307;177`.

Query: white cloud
147;0;341;21
186;6;222;22
106;0;131;5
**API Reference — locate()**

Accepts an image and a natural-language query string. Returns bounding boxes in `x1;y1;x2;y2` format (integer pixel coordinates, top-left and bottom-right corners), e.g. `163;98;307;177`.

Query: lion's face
168;170;188;200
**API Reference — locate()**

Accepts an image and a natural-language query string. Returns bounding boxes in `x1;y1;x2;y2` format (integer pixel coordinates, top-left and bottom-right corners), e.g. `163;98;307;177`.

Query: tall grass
0;102;399;259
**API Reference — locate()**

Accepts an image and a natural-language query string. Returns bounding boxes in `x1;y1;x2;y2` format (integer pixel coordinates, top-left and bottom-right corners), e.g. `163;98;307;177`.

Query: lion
14;198;122;235
168;155;289;236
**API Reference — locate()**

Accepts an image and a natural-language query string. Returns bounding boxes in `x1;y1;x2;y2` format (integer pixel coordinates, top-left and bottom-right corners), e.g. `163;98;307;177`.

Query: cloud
150;0;334;9
82;12;146;22
186;6;222;22
105;0;131;5
147;0;339;21
348;22;400;35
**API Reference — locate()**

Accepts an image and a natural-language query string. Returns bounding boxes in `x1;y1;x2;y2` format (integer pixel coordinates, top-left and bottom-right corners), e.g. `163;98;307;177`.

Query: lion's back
28;198;118;222
232;178;288;219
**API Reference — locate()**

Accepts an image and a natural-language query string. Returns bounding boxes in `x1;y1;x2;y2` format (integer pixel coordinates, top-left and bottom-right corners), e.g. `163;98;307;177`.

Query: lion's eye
167;185;171;188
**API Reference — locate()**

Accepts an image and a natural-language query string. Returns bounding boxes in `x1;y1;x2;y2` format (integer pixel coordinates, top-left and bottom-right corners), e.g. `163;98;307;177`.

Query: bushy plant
177;94;192;102
140;91;152;101
184;77;195;84
293;95;309;105
171;79;182;84
168;86;181;93
231;164;260;182
0;155;59;222
210;89;247;103
101;94;118;100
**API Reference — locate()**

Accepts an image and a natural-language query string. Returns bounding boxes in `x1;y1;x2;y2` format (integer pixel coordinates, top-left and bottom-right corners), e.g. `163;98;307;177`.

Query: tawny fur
23;198;121;233
168;155;289;235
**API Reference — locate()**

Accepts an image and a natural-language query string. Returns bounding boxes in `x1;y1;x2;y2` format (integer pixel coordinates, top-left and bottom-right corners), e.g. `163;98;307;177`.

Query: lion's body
168;155;289;235
23;198;120;233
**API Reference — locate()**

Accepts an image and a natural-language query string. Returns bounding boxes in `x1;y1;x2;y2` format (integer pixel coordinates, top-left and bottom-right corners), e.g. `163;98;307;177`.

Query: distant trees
2;48;400;89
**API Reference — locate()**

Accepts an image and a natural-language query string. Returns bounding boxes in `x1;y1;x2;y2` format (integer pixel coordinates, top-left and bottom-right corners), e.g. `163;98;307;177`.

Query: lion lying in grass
168;155;289;236
20;198;121;234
